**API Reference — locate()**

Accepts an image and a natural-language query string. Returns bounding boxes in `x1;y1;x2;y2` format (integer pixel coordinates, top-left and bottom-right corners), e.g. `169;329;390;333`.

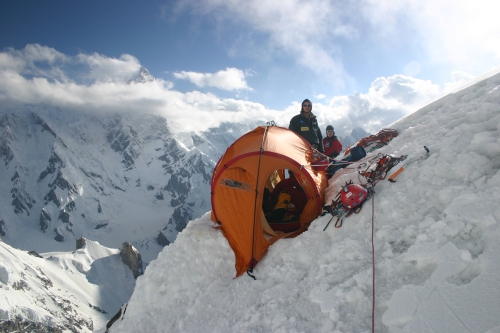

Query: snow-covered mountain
0;100;258;331
103;71;500;332
0;104;256;264
340;127;371;148
127;66;155;84
0;238;136;332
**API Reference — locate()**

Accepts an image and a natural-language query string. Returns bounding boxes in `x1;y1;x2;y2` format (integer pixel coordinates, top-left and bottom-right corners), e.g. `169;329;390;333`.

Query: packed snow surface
105;73;500;333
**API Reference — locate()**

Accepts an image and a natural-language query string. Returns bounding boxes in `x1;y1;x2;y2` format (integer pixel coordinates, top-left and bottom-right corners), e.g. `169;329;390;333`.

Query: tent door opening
262;169;307;233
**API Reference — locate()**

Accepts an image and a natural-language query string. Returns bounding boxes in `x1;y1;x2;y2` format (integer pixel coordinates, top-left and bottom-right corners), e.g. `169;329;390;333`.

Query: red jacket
323;136;342;158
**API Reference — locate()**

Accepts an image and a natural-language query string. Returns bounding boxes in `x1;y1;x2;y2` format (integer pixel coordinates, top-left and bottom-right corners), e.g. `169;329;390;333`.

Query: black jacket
288;112;324;152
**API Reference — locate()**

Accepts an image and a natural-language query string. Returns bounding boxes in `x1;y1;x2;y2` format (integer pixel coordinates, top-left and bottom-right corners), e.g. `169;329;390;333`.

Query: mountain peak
128;66;154;84
340;126;370;148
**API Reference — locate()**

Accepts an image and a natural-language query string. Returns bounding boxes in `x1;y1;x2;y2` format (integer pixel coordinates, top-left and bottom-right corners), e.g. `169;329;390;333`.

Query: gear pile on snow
323;151;408;229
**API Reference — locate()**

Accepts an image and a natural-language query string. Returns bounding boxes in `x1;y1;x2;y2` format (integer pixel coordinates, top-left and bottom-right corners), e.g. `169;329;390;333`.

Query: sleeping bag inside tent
211;125;327;277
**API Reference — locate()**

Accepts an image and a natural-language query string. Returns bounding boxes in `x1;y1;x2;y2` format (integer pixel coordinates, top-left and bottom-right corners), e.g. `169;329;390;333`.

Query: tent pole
248;125;270;277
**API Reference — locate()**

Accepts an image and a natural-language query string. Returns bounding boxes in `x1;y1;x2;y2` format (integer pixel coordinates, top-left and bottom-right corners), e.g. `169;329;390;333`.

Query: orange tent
211;125;328;277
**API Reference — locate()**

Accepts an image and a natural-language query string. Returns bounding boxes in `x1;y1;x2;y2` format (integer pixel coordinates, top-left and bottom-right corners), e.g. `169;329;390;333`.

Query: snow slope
106;71;500;332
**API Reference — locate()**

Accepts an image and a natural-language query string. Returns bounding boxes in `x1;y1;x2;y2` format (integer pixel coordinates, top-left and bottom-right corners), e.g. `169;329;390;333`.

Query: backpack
326;146;367;178
344;128;399;155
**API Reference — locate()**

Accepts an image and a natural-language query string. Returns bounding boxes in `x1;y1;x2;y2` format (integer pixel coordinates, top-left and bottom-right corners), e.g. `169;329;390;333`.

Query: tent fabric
211;125;327;277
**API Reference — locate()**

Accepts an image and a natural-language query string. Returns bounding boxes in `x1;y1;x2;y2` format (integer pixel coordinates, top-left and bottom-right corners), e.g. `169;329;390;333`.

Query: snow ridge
0;239;135;332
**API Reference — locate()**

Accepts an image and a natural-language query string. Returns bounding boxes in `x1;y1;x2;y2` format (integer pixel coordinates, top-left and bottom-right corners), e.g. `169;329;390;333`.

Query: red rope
371;188;376;333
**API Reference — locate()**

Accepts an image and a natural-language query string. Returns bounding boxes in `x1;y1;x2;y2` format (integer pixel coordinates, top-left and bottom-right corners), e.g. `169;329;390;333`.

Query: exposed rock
0;318;64;333
58;210;70;223
0;218;5;238
38;152;63;182
76;237;86;250
39;209;51;232
43;188;60;207
169;205;192;233
157;230;170;246
33;113;57;138
94;223;108;229
120;242;144;279
0;122;15;165
12;279;30;291
128;66;154;84
89;302;108;314
28;250;43;258
106;303;128;333
55;229;64;242
65;201;76;211
166;169;191;206
10;172;36;216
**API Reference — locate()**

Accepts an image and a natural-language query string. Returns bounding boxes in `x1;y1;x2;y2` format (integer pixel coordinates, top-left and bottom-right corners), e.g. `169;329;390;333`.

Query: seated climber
269;176;308;222
323;125;342;159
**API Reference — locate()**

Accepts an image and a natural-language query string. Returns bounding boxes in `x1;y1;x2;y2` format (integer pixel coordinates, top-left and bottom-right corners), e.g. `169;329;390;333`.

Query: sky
102;70;500;333
1;0;500;137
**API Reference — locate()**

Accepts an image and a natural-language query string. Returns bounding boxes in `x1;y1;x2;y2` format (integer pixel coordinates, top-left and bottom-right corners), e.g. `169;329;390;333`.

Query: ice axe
388;146;429;182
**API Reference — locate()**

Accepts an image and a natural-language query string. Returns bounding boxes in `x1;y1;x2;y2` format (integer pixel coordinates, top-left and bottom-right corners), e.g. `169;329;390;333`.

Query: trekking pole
388;146;429;182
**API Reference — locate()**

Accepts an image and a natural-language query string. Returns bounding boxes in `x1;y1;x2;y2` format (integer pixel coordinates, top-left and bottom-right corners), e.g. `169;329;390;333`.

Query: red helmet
341;184;368;209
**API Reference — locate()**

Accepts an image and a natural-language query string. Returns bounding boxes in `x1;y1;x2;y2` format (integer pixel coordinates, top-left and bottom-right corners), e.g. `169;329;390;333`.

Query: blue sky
1;0;499;135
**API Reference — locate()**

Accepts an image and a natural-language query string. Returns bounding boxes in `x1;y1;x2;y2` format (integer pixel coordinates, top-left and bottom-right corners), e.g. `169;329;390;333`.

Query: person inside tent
288;99;324;153
323;125;342;159
268;175;308;229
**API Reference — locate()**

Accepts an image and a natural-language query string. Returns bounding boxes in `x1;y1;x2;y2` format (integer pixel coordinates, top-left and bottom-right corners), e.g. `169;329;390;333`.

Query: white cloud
77;52;141;83
19;43;68;64
360;0;500;73
0;44;141;85
0;45;466;137
413;0;500;67
174;67;252;91
0;46;272;134
0;44;69;82
271;74;444;136
171;0;356;88
307;74;443;135
171;0;500;90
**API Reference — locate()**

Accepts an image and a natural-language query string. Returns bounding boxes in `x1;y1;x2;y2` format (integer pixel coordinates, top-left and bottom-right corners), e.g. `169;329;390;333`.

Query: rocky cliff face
120;242;144;279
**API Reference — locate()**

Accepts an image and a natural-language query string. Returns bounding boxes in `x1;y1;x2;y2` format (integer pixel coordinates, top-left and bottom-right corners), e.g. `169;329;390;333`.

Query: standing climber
289;99;324;153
